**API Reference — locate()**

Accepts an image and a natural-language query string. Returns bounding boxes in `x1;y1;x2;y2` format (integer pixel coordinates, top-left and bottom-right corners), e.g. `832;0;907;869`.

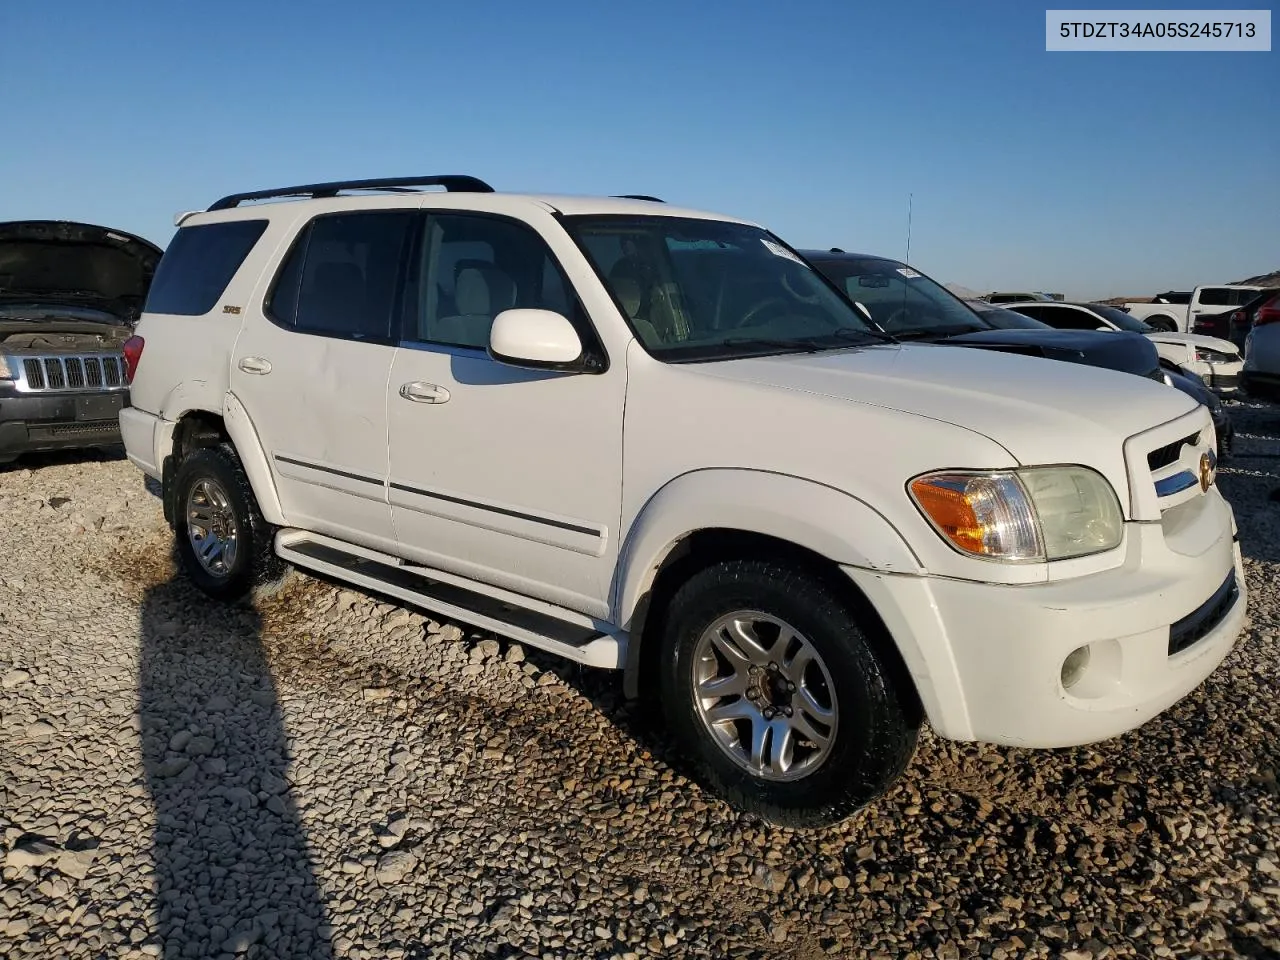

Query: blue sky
1;0;1275;298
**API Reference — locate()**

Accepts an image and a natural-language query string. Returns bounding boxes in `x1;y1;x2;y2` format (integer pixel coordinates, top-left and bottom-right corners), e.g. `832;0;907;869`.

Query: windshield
564;216;884;361
810;257;989;337
1092;304;1153;332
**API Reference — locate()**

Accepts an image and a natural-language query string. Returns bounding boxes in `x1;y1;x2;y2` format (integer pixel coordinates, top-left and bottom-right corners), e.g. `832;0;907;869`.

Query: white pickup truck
117;175;1246;826
1125;285;1264;333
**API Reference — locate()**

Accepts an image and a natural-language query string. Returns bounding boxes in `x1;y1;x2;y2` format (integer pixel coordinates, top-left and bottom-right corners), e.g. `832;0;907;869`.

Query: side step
274;530;626;669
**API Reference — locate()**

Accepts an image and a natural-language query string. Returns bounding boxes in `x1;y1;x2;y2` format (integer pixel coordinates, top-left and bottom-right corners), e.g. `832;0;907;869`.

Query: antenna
905;193;913;263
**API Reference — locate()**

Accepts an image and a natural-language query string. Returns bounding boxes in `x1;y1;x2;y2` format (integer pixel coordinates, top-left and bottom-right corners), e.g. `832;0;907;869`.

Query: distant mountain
1235;269;1280;287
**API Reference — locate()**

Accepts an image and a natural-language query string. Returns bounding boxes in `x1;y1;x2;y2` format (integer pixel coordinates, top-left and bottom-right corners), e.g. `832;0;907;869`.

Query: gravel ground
1;402;1278;960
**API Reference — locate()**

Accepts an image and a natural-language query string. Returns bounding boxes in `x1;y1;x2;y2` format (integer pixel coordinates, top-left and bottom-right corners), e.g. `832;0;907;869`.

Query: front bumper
845;494;1244;748
0;387;127;460
1184;359;1242;395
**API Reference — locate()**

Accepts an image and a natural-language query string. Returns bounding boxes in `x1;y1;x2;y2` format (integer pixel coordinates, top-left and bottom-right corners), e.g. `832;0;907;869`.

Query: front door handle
238;356;272;375
399;381;450;404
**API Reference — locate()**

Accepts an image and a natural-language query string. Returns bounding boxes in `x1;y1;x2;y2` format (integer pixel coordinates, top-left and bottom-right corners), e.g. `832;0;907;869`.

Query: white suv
118;176;1245;826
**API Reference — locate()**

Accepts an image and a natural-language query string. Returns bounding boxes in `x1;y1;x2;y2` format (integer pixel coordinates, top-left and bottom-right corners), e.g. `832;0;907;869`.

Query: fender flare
155;392;286;528
612;468;922;631
221;392;286;527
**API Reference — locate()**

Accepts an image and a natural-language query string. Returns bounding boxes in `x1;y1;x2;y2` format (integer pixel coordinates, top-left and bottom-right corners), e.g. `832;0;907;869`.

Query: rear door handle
238;356;272;375
399;381;450;404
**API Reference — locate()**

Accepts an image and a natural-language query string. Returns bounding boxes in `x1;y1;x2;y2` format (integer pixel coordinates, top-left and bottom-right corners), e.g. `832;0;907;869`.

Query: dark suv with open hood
0;220;161;464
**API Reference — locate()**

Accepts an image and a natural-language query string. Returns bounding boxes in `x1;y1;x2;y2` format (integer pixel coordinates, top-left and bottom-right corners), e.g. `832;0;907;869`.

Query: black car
0;220;162;464
802;249;1233;458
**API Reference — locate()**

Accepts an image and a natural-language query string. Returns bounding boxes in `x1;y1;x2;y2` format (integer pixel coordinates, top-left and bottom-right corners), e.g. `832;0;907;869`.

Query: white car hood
1146;331;1239;355
697;342;1198;464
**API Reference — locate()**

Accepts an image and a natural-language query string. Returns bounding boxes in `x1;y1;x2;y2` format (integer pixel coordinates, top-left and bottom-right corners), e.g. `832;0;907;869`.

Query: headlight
0;355;14;379
1195;347;1233;363
909;466;1123;562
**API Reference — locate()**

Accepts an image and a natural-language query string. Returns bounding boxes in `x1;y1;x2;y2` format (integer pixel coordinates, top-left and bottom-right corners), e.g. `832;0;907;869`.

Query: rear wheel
171;443;284;600
1147;316;1177;332
658;559;919;827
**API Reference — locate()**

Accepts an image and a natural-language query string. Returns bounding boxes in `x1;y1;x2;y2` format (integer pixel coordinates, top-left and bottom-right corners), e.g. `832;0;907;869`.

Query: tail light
1256;295;1280;329
122;335;145;383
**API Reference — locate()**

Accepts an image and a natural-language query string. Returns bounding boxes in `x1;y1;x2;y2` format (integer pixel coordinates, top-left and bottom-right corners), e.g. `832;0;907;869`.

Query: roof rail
207;175;495;211
614;194;665;202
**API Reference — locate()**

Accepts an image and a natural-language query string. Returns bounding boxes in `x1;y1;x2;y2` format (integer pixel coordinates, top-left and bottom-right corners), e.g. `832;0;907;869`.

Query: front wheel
1147;316;1178;332
658;560;919;827
171;443;284;601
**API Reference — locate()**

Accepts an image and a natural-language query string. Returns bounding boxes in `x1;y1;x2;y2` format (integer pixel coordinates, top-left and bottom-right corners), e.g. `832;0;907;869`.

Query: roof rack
208;175;495;211
614;194;665;202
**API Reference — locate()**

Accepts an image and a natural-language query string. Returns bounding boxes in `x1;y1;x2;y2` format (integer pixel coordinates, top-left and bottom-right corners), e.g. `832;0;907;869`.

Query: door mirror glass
489;309;584;369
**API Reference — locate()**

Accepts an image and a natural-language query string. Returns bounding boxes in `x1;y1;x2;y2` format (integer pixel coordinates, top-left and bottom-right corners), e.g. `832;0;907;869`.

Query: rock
55;848;99;880
250;689;275;707
1;668;31;688
259;772;288;795
362;687;393;701
168;731;193;752
504;644;525;664
186;735;215;756
374;851;417;886
156;757;189;777
1258;857;1278;874
25;720;55;740
205;695;232;712
831;875;851;890
6;838;59;870
222;927;261;954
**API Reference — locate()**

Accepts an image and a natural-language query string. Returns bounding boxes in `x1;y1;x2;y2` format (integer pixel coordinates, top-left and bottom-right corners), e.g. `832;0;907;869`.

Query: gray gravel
1;407;1278;959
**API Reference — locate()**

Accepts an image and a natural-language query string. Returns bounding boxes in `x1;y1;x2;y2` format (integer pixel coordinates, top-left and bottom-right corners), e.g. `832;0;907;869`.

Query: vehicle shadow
0;444;126;472
139;557;333;959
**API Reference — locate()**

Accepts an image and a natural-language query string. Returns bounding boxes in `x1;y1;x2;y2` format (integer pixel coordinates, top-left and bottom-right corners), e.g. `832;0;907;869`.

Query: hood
0;220;163;322
942;328;1159;377
1145;330;1239;355
693;342;1198;463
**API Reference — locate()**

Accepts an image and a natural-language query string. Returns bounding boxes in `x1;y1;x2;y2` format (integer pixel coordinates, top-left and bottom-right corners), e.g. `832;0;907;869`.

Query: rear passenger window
267;211;415;341
144;220;267;316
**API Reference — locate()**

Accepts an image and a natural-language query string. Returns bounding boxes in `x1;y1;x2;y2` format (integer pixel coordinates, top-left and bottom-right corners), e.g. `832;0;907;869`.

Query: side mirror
488;308;586;371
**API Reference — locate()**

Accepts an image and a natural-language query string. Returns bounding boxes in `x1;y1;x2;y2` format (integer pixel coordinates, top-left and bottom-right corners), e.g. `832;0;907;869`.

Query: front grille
9;353;126;393
1147;432;1200;471
23;358;44;388
44;358;66;389
1168;572;1238;656
1210;371;1239;391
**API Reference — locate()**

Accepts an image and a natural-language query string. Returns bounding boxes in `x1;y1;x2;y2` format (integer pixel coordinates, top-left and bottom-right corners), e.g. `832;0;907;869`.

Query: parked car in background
118;175;1245;826
1124;284;1264;333
1221;287;1280;352
1241;292;1280;400
963;300;1233;457
0;219;161;465
1001;300;1243;395
796;252;1234;456
984;291;1059;303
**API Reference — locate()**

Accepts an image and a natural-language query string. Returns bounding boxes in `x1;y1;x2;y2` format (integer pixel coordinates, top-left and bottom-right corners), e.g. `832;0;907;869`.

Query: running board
274;530;626;669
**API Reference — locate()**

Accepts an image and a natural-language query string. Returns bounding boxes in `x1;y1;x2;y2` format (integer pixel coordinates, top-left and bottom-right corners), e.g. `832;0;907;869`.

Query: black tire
171;443;284;601
658;559;919;827
1147;316;1177;332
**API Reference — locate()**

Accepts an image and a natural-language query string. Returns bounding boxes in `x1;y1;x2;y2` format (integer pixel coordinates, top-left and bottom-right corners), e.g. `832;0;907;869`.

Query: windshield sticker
897;267;922;279
762;239;805;264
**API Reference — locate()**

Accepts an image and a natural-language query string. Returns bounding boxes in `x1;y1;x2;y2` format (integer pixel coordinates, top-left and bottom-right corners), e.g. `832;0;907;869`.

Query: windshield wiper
890;324;987;341
720;336;828;354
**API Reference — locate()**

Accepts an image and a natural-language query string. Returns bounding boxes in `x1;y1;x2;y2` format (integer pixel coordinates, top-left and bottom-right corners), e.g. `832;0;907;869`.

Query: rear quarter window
144;219;268;316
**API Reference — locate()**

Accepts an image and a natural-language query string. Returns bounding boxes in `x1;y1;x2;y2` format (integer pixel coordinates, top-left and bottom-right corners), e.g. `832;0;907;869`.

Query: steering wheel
781;269;821;304
734;297;793;328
